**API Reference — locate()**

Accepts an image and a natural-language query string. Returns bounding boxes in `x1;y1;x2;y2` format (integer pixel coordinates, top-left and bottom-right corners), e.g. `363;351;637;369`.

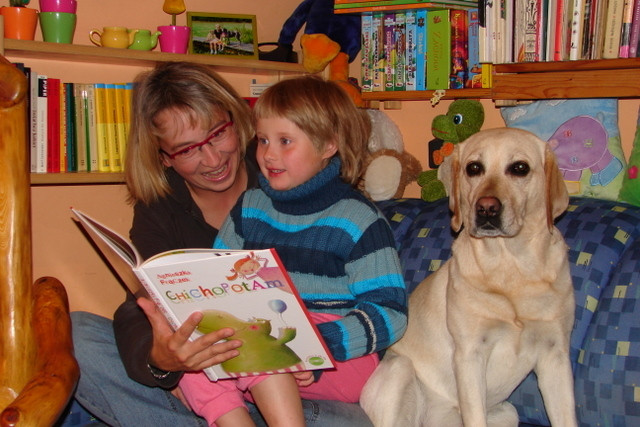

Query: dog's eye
466;162;483;176
453;114;463;125
509;161;530;176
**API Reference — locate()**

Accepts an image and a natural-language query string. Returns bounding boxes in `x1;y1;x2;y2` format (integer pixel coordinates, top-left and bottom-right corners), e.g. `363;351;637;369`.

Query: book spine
73;84;88;172
86;84;99;172
619;0;635;56
553;0;567;59
630;0;640;56
361;13;374;92
64;82;76;172
524;0;542;61
426;9;451;90
467;9;482;87
28;68;38;173
36;75;48;174
415;8;428;90
569;0;586;59
383;12;396;91
47;78;61;173
484;0;495;63
394;11;407;91
405;10;417;91
450;9;468;89
372;12;385;91
114;83;128;168
94;83;111;172
602;0;625;58
59;81;68;172
104;83;122;172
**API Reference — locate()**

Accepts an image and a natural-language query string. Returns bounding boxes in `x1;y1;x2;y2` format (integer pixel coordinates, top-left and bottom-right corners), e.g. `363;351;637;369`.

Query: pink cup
157;25;190;54
39;0;77;13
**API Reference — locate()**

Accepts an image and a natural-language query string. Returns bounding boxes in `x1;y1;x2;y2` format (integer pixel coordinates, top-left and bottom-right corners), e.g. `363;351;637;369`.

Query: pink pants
179;313;379;426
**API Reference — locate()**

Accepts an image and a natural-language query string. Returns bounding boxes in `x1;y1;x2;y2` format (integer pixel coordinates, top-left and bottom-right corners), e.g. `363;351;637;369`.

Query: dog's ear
544;145;569;231
449;150;463;232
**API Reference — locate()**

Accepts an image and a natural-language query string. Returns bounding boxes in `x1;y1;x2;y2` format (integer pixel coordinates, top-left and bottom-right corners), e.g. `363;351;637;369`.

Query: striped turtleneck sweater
214;158;408;361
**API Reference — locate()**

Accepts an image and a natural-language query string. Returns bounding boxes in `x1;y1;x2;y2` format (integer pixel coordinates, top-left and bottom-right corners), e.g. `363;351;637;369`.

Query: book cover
450;9;468;89
94;83;111;172
36;75;48;174
361;13;374;92
629;0;640;56
619;0;635;56
467;9;482;88
405;9;417;91
394;11;407;91
71;208;336;382
86;84;100;172
372;12;385;91
415;8;428;90
383;12;396;91
426;9;451;90
73;83;88;172
64;82;76;172
602;0;625;58
46;77;61;173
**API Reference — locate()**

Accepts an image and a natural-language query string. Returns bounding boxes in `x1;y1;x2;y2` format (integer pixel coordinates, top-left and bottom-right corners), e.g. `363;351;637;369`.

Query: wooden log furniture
0;53;79;425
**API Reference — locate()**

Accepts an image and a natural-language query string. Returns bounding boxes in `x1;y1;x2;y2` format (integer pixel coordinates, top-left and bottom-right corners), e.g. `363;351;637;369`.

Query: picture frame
187;12;258;59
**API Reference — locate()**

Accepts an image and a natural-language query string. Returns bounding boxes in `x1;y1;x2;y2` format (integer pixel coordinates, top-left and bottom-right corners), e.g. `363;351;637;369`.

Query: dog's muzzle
475;196;502;233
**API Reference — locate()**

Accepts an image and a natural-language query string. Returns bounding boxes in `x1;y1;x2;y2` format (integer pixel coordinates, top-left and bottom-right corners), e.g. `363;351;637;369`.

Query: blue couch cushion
376;197;640;426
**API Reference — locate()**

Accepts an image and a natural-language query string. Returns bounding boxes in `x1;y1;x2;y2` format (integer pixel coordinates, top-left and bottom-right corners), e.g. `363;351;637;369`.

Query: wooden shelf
362;88;491;102
30;172;125;185
3;39;305;76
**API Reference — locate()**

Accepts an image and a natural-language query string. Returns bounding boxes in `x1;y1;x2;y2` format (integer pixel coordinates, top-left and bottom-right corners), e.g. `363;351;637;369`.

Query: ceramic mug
128;29;161;51
39;11;76;43
39;0;77;14
157;25;190;54
0;6;39;40
89;26;136;48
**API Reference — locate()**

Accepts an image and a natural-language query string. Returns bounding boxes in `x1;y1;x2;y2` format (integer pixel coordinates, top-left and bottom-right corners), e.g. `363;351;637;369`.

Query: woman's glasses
161;121;234;160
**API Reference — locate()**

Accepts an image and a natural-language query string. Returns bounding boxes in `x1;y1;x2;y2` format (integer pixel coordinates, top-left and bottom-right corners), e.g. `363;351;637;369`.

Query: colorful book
426;9;451;90
569;0;586;59
415;8;428;90
71;208;336;382
394;11;407;91
383;12;396;91
524;0;543;61
103;83;122;172
334;0;478;13
372;12;385;91
36;75;48;174
619;0;635;57
450;9;468;89
553;0;568;60
46;77;61;173
27;67;39;173
361;13;374;92
59;81;68;172
114;83;128;168
94;83;111;172
602;0;625;58
467;9;482;88
64;82;76;172
405;9;418;91
86;84;99;172
629;0;640;56
73;84;88;172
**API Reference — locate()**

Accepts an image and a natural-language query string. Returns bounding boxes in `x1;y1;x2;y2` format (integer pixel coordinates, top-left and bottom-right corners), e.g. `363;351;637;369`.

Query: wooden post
0;52;35;411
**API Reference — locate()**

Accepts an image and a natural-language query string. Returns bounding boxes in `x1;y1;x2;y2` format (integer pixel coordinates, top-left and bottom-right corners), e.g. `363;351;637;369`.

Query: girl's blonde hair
125;61;253;204
252;75;371;185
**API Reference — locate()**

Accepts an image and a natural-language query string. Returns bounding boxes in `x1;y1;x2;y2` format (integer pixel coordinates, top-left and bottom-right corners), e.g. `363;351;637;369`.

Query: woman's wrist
147;362;172;380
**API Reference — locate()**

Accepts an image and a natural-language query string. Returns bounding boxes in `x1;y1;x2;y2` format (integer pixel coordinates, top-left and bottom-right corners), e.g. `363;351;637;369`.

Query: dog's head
439;128;568;237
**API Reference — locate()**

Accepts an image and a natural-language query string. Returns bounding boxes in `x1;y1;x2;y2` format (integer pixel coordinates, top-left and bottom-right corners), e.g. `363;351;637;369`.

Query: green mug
39;11;76;43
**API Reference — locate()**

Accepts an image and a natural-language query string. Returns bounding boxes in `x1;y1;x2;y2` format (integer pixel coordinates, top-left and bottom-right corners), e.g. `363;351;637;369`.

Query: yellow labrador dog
361;128;577;427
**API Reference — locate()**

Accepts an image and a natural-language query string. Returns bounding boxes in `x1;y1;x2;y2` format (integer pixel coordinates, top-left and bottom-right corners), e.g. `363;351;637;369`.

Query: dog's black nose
476;197;501;218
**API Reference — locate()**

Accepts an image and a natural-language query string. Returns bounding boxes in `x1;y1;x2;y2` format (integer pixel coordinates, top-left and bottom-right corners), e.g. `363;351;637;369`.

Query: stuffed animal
276;0;363;106
418;99;485;201
360;110;422;201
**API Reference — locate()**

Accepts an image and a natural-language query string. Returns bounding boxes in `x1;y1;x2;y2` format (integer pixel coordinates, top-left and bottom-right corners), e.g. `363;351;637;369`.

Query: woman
68;62;372;426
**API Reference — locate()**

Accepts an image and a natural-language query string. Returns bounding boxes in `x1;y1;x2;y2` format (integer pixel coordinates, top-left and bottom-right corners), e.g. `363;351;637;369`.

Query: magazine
71;208;335;381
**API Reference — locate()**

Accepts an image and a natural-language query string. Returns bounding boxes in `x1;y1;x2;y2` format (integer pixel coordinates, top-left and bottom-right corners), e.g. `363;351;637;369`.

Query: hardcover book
415;8;428;90
71;208;335;382
405;9;417;91
361;13;374;92
394;11;407;91
426;9;451;90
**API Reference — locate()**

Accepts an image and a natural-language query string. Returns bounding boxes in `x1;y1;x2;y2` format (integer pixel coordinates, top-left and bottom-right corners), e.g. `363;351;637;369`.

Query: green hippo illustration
197;309;302;373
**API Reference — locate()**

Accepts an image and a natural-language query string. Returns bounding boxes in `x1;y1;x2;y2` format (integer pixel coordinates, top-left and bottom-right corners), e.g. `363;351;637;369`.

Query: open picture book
71;208;335;381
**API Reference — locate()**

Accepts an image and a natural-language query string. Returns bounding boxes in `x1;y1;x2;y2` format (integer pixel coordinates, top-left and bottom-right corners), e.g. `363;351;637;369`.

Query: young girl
179;75;408;427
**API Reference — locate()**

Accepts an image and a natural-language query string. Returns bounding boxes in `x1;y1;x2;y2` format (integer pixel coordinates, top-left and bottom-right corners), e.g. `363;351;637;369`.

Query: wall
5;0;640;318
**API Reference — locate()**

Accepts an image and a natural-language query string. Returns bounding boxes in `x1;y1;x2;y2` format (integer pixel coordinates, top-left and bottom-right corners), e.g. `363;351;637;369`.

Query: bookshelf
1;39;305;185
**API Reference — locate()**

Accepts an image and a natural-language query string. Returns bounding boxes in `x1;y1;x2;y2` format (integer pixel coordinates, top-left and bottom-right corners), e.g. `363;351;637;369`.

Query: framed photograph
187;12;258;59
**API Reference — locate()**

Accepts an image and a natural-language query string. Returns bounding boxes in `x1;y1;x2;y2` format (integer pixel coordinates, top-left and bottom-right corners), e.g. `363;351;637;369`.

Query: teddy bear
359;109;423;201
418;99;485;201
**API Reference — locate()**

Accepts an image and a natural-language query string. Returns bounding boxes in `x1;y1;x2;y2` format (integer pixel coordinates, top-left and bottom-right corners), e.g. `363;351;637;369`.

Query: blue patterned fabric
375;196;640;427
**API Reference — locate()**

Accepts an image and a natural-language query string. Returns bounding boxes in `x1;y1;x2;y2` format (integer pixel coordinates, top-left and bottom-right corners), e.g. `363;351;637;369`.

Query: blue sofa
375;196;640;427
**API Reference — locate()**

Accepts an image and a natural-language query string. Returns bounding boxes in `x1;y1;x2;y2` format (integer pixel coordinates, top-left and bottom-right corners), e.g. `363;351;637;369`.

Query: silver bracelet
147;362;171;380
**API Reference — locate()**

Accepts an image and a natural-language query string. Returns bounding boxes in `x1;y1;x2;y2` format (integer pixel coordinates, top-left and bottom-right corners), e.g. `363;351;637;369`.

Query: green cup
39;11;76;43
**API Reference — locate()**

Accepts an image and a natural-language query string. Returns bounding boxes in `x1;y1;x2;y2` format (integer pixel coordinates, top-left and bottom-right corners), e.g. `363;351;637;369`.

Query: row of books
482;0;640;63
360;8;486;91
15;63;132;174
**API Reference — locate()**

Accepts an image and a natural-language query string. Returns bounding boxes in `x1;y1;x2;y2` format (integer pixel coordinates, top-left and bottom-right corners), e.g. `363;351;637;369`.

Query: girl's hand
293;371;314;387
138;297;242;372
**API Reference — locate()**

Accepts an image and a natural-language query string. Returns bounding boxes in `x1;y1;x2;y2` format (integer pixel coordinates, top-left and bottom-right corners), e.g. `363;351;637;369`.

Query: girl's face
255;116;337;191
157;108;243;195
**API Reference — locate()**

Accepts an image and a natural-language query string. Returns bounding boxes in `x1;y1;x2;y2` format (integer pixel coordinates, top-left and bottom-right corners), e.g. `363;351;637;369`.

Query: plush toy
360;110;422;201
276;0;363;106
418;99;485;201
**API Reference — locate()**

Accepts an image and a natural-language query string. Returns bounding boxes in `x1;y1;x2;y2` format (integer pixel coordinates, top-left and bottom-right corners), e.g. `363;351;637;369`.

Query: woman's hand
138;297;242;372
